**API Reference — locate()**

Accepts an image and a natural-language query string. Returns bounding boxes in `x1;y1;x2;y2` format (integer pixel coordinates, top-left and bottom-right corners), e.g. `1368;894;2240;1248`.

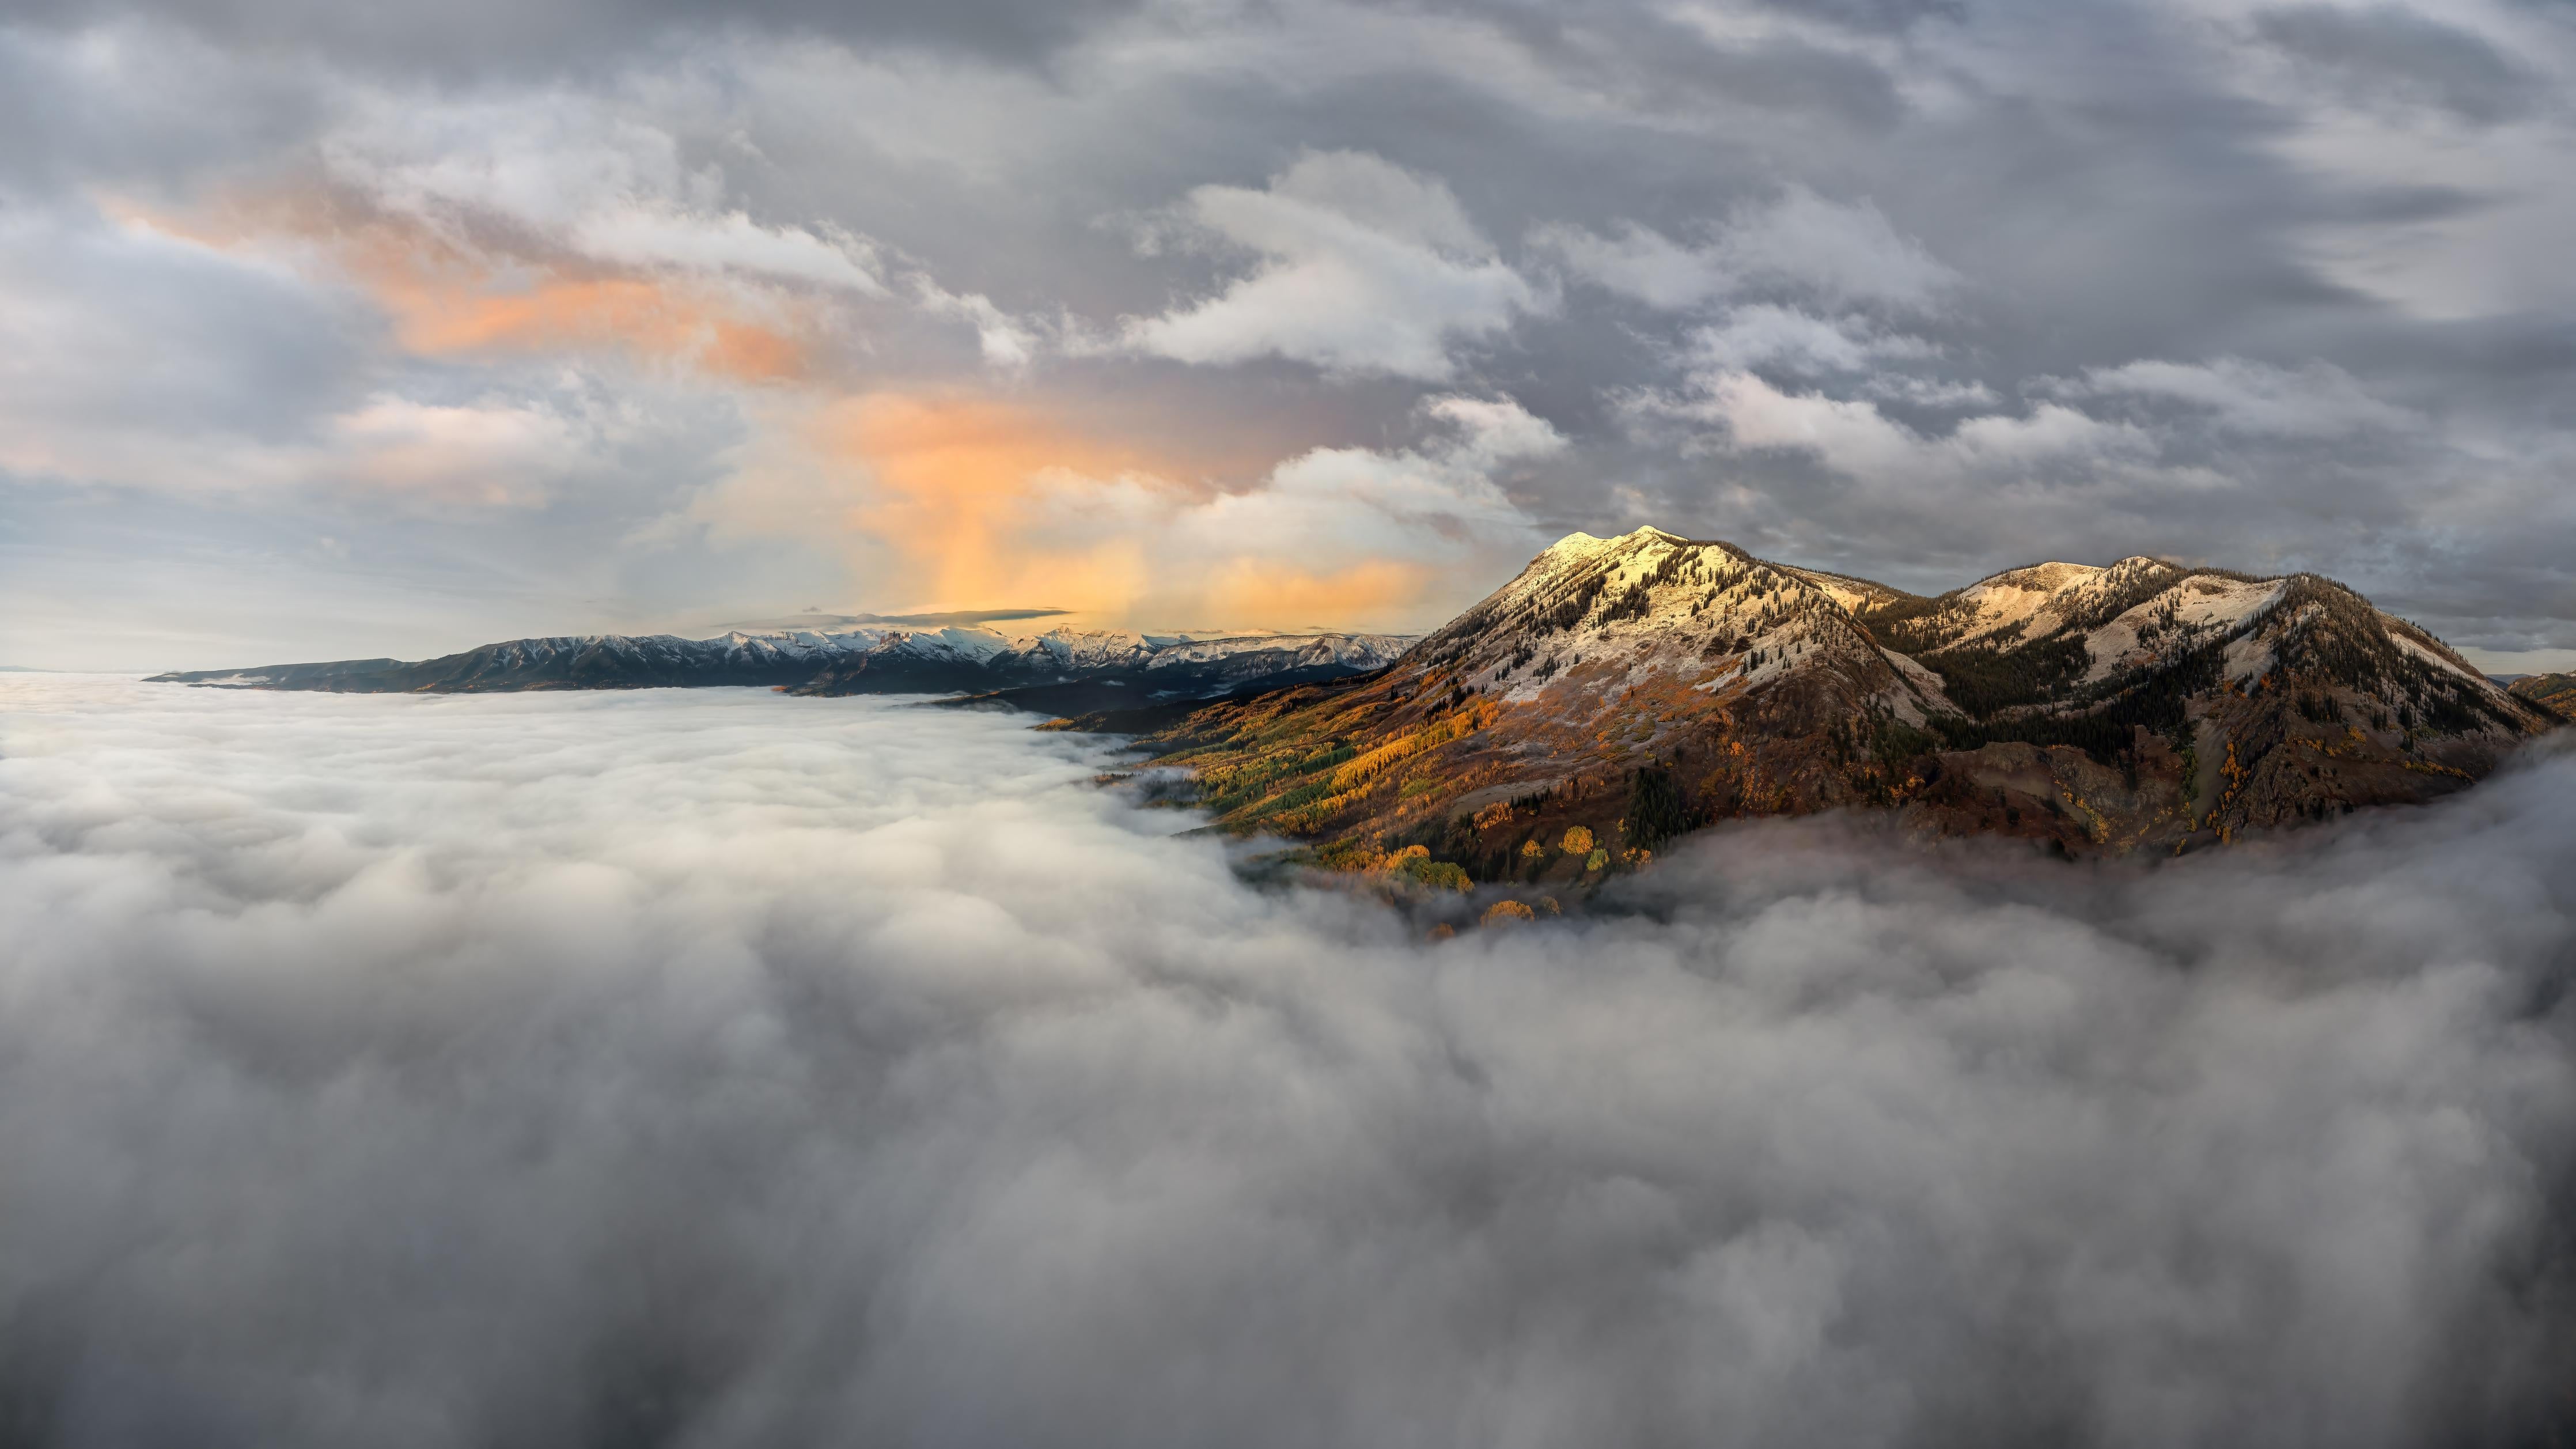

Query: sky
4;0;2575;670
4;675;2571;1445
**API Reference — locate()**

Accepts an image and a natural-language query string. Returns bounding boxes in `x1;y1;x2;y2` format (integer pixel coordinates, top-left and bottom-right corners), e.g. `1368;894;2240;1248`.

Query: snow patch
2389;631;2494;691
2223;632;2274;686
2173;577;2284;630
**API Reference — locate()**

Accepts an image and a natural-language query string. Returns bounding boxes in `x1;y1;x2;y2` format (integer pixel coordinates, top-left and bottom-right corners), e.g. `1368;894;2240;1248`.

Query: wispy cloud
1119;150;1547;381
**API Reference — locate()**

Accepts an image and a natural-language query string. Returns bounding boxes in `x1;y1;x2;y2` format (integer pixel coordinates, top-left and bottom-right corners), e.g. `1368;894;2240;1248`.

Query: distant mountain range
1070;527;2563;871
148;626;1415;712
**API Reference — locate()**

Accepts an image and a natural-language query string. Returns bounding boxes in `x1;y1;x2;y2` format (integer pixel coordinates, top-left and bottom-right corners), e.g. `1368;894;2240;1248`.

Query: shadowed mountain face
1096;528;2558;875
149;629;1414;703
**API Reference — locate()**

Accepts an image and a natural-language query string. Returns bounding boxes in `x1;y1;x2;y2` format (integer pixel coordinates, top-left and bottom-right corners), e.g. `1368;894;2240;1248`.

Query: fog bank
2;679;2571;1448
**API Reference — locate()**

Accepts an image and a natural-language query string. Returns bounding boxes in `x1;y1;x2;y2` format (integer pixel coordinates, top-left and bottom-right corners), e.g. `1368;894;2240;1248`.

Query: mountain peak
1538;524;1694;559
1124;533;2558;873
1979;561;2105;591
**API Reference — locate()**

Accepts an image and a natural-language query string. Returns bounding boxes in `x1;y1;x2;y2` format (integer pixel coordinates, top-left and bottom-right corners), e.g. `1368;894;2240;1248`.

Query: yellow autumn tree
1480;900;1537;926
1560;825;1595;853
1378;844;1430;871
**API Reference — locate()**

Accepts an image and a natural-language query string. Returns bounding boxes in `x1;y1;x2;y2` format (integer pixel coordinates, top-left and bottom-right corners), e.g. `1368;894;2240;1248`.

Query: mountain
149;626;1414;703
2510;672;2576;720
1088;527;2556;875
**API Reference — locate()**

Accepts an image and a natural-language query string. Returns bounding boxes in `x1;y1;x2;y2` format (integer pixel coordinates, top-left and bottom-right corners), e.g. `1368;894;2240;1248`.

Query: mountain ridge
148;625;1416;702
1084;527;2554;874
2511;671;2576;720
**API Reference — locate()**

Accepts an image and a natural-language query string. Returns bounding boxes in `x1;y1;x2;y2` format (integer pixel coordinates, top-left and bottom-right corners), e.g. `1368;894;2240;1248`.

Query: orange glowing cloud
1199;558;1434;625
376;270;810;381
794;392;1459;629
112;186;815;382
816;392;1172;615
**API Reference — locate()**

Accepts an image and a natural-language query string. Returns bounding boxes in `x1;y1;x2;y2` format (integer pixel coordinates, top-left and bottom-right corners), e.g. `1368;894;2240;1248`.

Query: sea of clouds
2;677;2571;1448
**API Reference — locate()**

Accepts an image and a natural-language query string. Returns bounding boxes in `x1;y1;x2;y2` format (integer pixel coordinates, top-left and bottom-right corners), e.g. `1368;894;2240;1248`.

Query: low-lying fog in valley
3;678;2571;1448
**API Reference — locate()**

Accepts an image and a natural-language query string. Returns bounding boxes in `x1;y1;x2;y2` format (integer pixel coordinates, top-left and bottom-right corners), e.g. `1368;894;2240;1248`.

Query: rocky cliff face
1109;528;2555;877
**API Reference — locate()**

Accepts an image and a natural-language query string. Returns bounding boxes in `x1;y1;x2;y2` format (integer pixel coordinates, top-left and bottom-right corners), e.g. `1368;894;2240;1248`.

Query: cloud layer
3;677;2571;1447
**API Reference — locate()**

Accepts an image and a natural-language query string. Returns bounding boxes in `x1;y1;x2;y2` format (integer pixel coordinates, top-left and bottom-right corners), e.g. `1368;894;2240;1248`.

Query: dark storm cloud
1389;0;1915;133
1;681;2572;1447
6;0;1149;72
2253;4;2541;124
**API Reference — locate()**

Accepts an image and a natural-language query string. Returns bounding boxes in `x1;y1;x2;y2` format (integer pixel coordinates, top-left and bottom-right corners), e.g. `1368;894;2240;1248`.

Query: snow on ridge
2166;575;2283;629
1982;561;2107;594
1783;569;1885;614
1144;633;1413;668
775;624;1424;674
704;627;893;655
901;627;1016;662
2222;631;2275;686
2389;630;2497;691
1934;558;2177;650
1945;580;2069;646
1008;629;1153;669
2078;576;2284;684
1876;648;1952;723
1538;529;1610;558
